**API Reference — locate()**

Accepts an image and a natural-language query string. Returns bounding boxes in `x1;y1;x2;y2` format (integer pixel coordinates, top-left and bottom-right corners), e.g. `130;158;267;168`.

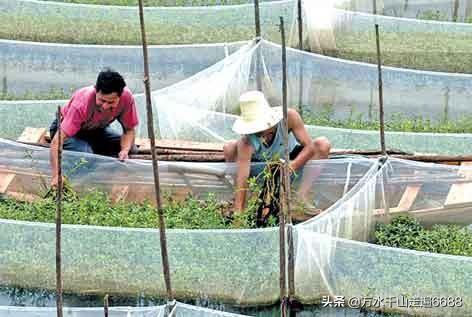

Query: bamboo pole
104;294;109;317
137;0;174;307
297;0;304;119
254;0;261;39
374;24;386;156
279;16;290;317
453;0;460;22
55;106;63;317
129;154;224;162
374;24;389;217
443;87;450;122
254;0;262;91
283;13;296;305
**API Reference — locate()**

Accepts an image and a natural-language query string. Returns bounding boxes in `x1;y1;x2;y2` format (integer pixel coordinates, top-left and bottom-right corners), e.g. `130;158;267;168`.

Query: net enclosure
3;39;472;155
0;39;244;98
339;0;472;22
291;0;472;73
0;0;293;45
0;138;471;316
3;0;472;73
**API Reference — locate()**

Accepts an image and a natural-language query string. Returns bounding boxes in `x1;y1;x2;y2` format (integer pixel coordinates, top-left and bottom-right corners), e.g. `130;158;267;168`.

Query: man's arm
234;138;254;213
287;108;315;171
118;128;135;161
50;130;68;187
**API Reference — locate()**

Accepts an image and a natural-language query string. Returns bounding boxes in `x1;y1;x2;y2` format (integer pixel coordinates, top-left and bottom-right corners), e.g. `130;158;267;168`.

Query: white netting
340;0;472;22
294;158;472;316
291;0;472;73
1;138;472;315
3;39;472;154
151;40;472;155
0;301;251;316
0;0;293;44
0;39;244;98
0;137;374;304
0;305;165;317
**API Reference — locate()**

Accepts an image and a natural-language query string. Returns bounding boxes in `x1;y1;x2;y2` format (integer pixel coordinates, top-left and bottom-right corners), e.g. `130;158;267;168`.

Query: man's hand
118;150;129;161
120;128;135;161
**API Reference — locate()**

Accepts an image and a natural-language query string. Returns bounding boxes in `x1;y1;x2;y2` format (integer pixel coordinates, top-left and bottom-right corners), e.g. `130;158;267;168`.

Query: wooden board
135;138;223;152
0;171;15;194
17;127;47;144
445;162;472;206
389;184;422;213
111;185;129;203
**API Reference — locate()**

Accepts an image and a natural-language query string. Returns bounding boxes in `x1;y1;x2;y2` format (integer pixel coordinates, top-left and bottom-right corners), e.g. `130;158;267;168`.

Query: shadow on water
0;286;408;316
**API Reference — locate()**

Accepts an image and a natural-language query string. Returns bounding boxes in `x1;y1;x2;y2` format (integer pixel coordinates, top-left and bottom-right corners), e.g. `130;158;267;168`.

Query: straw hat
232;91;282;135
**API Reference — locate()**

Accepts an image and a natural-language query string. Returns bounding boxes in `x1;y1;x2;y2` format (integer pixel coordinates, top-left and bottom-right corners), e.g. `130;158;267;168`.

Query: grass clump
0;189;258;229
304;107;472;134
333;30;472;73
375;215;472;257
46;0;257;5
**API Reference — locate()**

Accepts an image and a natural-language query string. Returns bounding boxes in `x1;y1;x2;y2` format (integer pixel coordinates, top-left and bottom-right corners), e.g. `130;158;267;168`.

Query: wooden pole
373;0;377;14
374;24;386;156
297;0;304;119
403;0;409;13
443;87;450;123
283;13;296;305
55;106;63;317
453;0;460;22
279;16;290;317
137;0;173;306
254;0;262;91
104;294;109;317
254;0;261;39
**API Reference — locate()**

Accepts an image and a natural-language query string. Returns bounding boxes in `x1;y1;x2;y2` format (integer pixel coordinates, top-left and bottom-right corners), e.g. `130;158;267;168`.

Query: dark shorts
250;144;304;180
49;118;135;157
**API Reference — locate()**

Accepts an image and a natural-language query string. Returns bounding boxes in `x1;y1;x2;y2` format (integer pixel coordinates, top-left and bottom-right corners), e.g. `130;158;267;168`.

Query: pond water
0;287;408;316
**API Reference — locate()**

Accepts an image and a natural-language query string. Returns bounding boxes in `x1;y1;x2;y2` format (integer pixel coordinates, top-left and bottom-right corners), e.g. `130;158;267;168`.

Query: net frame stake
103;294;109;317
284;11;296;305
137;0;174;311
55;106;63;317
453;0;460;22
254;0;262;91
254;0;261;39
374;24;386;156
375;24;390;216
297;0;304;119
279;16;292;317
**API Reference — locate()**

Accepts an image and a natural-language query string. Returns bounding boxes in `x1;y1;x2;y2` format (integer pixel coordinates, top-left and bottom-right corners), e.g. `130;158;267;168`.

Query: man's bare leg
223;140;238;162
296;137;331;207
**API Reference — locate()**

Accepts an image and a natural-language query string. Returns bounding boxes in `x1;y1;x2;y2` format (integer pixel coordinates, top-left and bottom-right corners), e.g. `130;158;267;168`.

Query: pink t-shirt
60;86;139;137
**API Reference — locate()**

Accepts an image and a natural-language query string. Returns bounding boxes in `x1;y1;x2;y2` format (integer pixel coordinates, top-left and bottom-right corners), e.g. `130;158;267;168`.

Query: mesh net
0;0;293;45
0;39;244;98
1;137;472;315
292;0;472;73
0;305;165;317
0;137;375;305
340;0;472;22
152;40;472;155
295;157;472;316
0;302;250;316
3;39;472;154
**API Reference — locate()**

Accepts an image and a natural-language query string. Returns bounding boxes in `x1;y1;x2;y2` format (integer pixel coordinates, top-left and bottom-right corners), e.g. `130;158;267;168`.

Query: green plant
375;215;472;257
304;108;472;134
0;188;254;229
416;10;448;21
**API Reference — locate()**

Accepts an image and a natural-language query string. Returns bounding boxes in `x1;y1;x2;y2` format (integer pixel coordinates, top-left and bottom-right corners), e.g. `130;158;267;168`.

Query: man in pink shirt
49;69;139;186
